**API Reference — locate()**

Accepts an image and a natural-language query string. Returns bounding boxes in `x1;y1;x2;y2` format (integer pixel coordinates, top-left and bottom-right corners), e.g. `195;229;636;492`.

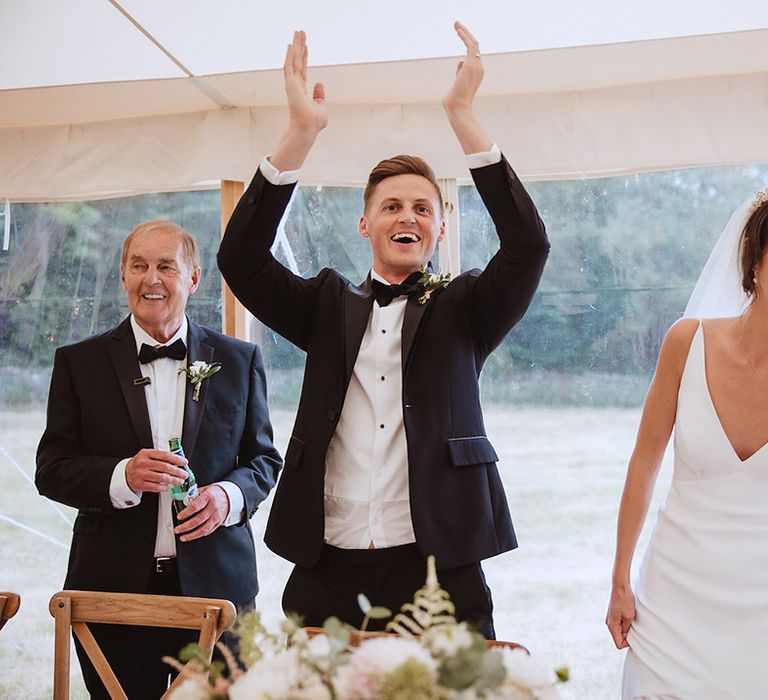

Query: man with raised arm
218;23;548;638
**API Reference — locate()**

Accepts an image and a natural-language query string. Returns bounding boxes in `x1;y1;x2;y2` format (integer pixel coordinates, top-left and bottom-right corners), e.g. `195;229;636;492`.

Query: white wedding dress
623;323;768;700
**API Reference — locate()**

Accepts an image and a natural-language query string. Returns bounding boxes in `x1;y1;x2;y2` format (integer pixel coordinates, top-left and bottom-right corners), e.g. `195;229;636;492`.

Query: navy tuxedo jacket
36;317;282;606
218;157;548;570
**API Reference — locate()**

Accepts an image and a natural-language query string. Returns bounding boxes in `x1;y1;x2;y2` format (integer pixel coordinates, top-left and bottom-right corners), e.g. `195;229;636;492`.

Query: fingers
313;82;325;103
606;616;629;649
126;449;188;493
174;486;227;541
454;20;480;56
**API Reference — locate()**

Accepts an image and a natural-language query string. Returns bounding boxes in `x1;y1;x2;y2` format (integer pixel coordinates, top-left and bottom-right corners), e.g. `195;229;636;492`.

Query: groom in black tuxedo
36;220;282;698
218;23;548;639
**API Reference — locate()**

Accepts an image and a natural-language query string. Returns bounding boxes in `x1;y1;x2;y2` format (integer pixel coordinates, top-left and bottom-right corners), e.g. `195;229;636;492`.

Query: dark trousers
282;543;496;639
74;565;196;700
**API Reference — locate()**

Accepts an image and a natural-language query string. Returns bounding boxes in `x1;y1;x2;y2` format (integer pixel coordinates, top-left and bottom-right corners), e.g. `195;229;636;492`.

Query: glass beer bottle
168;436;199;514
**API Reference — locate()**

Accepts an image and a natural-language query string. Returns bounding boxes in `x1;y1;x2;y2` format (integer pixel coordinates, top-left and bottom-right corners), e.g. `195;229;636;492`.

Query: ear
359;215;370;239
437;220;446;243
120;265;128;291
189;266;201;294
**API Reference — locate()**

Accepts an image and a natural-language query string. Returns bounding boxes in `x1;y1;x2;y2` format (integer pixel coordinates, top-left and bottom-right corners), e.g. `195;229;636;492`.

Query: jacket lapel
344;278;375;381
108;317;153;449
402;295;430;368
181;319;214;459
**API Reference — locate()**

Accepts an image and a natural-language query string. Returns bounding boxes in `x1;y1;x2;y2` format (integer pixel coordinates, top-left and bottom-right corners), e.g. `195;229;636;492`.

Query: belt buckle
155;556;173;573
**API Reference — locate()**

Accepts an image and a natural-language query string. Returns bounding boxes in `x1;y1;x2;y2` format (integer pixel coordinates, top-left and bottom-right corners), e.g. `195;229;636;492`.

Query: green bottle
169;437;199;514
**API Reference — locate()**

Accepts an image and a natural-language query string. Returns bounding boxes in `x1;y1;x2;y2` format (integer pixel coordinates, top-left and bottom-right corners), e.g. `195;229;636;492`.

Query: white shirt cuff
260;156;301;186
217;481;246;526
110;459;141;509
465;143;501;170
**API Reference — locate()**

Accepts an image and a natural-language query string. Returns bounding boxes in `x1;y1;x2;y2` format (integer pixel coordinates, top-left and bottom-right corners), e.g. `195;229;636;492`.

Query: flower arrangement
179;360;222;401
167;557;567;699
417;266;451;305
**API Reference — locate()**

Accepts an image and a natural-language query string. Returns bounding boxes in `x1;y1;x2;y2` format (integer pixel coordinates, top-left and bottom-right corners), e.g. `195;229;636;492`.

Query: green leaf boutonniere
178;360;221;401
418;265;451;304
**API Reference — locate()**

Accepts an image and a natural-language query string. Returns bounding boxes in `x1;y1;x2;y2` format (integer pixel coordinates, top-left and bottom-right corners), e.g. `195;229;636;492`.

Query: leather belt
154;557;177;574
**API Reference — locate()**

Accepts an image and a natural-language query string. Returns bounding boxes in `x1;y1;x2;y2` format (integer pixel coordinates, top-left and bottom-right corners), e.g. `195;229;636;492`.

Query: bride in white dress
606;188;768;700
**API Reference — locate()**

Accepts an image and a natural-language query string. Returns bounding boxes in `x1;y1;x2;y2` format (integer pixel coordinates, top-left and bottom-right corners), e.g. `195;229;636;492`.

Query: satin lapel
181;321;214;459
344;279;374;381
108;319;153;449
402;296;429;368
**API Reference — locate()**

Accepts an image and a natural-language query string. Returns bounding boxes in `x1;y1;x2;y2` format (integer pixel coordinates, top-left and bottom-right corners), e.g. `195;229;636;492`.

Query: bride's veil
683;198;753;319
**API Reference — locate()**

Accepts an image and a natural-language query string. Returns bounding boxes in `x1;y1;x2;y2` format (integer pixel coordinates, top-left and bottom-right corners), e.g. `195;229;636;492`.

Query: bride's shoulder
656;318;701;371
665;317;700;345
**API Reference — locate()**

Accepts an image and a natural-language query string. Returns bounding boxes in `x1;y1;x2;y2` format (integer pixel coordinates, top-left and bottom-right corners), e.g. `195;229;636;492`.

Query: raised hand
443;21;484;113
284;30;327;133
442;21;492;155
270;30;327;172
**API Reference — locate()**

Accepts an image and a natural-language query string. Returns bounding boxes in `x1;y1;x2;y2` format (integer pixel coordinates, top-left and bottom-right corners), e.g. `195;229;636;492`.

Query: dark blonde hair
363;155;444;216
740;198;768;297
120;220;200;271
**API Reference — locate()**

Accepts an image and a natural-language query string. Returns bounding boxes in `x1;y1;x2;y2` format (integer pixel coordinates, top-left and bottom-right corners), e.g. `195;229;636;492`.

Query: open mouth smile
391;232;420;245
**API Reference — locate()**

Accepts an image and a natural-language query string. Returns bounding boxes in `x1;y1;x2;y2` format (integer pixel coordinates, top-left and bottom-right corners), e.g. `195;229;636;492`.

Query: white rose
499;647;557;690
228;649;302;700
190;360;207;373
169;678;210;700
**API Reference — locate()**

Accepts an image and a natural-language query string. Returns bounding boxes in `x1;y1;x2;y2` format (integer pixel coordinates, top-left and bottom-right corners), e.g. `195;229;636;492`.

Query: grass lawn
0;405;671;699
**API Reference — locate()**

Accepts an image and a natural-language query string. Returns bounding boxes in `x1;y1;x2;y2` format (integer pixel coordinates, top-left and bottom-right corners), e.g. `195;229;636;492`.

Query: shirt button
247;195;256;205
379;424;385;429
381;329;386;334
327;410;336;421
380;376;385;381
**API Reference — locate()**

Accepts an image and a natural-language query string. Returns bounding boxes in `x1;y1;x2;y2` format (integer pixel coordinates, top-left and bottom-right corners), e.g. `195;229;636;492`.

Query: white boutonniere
418;265;451;304
178;360;221;401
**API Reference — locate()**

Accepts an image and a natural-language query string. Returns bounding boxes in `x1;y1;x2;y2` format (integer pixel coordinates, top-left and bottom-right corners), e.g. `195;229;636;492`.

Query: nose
145;266;162;284
398;211;416;223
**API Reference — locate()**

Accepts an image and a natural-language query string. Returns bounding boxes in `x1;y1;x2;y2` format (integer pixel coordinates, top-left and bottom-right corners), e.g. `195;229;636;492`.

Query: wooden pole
220;180;247;339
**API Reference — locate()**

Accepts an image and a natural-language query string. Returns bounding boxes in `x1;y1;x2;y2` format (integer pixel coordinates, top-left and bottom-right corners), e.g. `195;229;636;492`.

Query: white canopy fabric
2;0;768;201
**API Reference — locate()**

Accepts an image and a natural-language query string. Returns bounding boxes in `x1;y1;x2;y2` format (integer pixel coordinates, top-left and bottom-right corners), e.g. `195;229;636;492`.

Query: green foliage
371;658;447;700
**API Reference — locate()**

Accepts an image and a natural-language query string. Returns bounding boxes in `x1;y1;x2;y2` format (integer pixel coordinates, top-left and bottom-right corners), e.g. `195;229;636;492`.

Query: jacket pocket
285;435;305;468
446;436;499;466
73;514;101;536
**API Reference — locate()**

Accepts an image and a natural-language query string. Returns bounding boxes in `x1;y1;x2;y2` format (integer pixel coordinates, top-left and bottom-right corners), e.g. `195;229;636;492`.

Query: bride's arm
605;317;699;649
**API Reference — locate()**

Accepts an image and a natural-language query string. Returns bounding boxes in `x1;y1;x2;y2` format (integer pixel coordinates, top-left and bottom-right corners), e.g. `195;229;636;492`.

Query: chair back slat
50;591;237;630
72;622;128;700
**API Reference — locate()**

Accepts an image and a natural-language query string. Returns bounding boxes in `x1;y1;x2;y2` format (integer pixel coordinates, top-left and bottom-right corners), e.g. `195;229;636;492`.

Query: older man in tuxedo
36;220;282;698
218;23;549;639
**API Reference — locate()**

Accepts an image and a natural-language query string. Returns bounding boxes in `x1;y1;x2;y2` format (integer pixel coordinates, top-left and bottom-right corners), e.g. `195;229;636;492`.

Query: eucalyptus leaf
367;606;392;619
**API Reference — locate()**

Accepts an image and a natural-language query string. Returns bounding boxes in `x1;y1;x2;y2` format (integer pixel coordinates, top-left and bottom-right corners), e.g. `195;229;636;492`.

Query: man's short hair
120;220;200;271
363;155;444;216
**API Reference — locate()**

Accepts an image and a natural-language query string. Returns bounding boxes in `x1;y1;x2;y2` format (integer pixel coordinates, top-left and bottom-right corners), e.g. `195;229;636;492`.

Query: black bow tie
371;271;423;307
138;338;187;364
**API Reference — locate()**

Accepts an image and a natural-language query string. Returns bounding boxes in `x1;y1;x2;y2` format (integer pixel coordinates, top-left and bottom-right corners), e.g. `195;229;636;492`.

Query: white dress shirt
261;145;502;549
109;316;244;557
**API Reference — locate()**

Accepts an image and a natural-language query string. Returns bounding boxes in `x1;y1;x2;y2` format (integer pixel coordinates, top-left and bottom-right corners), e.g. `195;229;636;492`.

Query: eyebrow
129;254;177;264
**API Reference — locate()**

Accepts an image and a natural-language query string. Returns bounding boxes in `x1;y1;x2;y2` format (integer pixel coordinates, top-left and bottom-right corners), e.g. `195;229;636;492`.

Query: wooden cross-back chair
49;590;237;700
0;591;21;632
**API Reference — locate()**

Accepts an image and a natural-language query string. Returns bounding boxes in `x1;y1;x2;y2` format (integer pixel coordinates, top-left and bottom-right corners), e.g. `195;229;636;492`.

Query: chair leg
52;595;71;700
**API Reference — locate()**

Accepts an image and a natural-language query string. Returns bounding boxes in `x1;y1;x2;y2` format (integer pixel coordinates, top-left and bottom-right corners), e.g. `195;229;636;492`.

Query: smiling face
359;174;445;283
120;225;200;343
